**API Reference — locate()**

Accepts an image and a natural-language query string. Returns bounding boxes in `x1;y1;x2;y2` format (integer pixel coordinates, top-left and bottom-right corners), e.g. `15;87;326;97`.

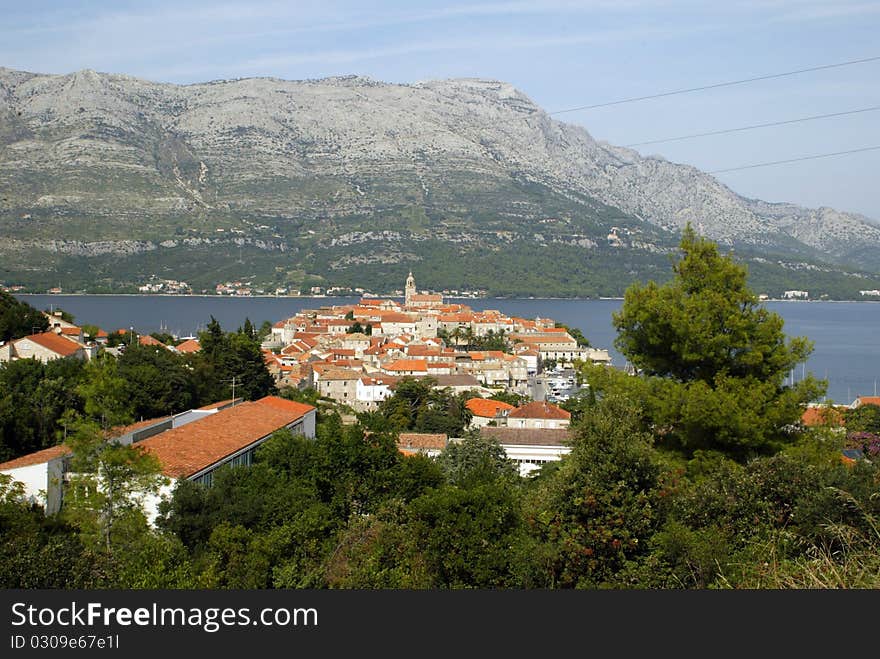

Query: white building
476;427;572;477
0;397;317;523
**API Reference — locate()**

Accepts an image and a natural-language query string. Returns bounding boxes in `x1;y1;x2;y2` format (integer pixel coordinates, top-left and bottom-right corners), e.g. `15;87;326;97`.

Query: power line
709;145;880;174
624;106;880;147
549;55;880;114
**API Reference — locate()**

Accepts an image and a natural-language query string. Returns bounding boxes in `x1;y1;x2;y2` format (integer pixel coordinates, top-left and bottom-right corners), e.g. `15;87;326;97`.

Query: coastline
13;293;878;303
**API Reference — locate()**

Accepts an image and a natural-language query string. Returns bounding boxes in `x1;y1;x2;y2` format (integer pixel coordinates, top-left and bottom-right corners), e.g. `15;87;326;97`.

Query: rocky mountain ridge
1;66;878;295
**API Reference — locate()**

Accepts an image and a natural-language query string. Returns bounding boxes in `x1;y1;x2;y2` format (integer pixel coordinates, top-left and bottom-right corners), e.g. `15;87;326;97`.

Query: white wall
1;463;50;508
501;444;571;477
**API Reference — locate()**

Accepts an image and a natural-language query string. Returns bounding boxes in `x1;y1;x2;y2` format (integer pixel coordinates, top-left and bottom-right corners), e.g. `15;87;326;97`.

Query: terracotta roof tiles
16;332;83;357
138;396;314;478
466;398;516;418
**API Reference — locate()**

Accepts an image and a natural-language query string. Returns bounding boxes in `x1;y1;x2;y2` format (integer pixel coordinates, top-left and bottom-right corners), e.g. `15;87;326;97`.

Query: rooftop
138;396;315;478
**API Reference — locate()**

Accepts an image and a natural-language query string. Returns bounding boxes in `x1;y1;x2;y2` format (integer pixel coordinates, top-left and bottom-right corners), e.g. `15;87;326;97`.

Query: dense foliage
584;224;826;460
0;290;48;341
1;230;878;590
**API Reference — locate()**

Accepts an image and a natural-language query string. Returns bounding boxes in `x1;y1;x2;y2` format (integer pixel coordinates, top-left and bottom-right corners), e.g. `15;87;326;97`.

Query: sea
15;294;880;405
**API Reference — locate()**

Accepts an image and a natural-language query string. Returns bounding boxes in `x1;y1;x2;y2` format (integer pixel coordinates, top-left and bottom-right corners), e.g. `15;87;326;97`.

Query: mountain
1;66;879;297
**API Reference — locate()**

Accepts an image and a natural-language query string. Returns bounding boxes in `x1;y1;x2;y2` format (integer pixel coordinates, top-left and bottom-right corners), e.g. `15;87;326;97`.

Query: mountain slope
1;67;878;296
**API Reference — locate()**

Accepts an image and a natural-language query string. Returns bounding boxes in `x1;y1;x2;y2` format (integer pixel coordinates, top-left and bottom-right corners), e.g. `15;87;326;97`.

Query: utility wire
624;106;880;147
549;55;880;114
709;146;880;173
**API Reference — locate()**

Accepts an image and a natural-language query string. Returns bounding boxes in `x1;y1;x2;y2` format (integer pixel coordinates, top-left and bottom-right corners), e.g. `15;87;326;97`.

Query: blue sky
3;1;879;220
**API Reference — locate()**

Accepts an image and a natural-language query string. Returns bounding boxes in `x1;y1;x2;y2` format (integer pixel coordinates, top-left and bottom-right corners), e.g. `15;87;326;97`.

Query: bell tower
405;271;416;306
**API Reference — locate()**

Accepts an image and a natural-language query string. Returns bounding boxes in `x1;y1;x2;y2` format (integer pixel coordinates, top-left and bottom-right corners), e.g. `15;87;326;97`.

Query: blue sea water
16;294;880;405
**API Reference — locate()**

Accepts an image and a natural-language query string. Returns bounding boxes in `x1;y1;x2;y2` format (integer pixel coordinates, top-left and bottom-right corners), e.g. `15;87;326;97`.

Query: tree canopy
584;224;825;459
0;291;48;341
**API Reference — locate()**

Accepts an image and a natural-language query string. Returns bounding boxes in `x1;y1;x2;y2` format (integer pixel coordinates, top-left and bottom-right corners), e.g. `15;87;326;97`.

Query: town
0;272;615;523
1;230;878;593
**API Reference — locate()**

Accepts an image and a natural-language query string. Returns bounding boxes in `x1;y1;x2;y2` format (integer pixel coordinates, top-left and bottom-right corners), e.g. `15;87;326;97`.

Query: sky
2;0;879;220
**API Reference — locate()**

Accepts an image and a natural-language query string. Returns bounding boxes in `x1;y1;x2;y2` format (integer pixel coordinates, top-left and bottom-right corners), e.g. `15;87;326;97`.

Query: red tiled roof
397;433;448;450
17;332;83;357
385;359;428;372
59;327;81;336
139;335;166;348
138;396;314;478
380;313;416;323
466;398;516;418
479;427;571;446
855;396;880;407
0;444;71;470
801;406;845;427
509;401;571;420
175;338;201;353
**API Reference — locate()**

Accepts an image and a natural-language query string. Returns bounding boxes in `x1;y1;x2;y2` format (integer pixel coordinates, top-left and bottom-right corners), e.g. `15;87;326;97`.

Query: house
430;374;488;396
477;427;572;476
397;433;448;457
850;396;880;409
382;358;429;377
356;375;399;411
0;445;70;513
0;331;89;364
800;404;846;428
507;401;571;429
174;338;201;354
139;335;169;349
43;311;78;332
313;368;361;405
465;398;515;428
0;397;317;521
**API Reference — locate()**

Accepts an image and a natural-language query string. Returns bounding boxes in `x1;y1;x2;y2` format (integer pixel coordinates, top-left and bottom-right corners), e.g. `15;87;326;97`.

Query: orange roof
509;401;571;420
96;329;109;338
175;338;201;353
801;406;845;427
139;335;166;348
17;332;83;357
0;444;71;470
855;396;880;407
138;396;314;478
397;433;448;450
385;359;428;372
466;398;516;418
380;312;416;323
59;327;81;335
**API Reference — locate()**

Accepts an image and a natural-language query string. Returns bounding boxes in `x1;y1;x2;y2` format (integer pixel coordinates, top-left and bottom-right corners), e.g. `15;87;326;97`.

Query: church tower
405;271;416;307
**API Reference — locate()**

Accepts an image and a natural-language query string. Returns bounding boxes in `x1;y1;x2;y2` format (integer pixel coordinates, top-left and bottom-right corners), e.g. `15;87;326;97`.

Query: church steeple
405;271;416;306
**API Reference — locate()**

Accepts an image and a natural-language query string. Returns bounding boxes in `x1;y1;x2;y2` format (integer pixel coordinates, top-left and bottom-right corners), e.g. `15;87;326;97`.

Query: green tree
63;418;166;554
435;432;518;487
0;290;48;341
196;317;276;401
555;322;591;347
117;343;197;419
593;224;825;459
367;377;472;436
846;404;880;434
0;358;86;461
522;396;665;588
77;356;133;430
